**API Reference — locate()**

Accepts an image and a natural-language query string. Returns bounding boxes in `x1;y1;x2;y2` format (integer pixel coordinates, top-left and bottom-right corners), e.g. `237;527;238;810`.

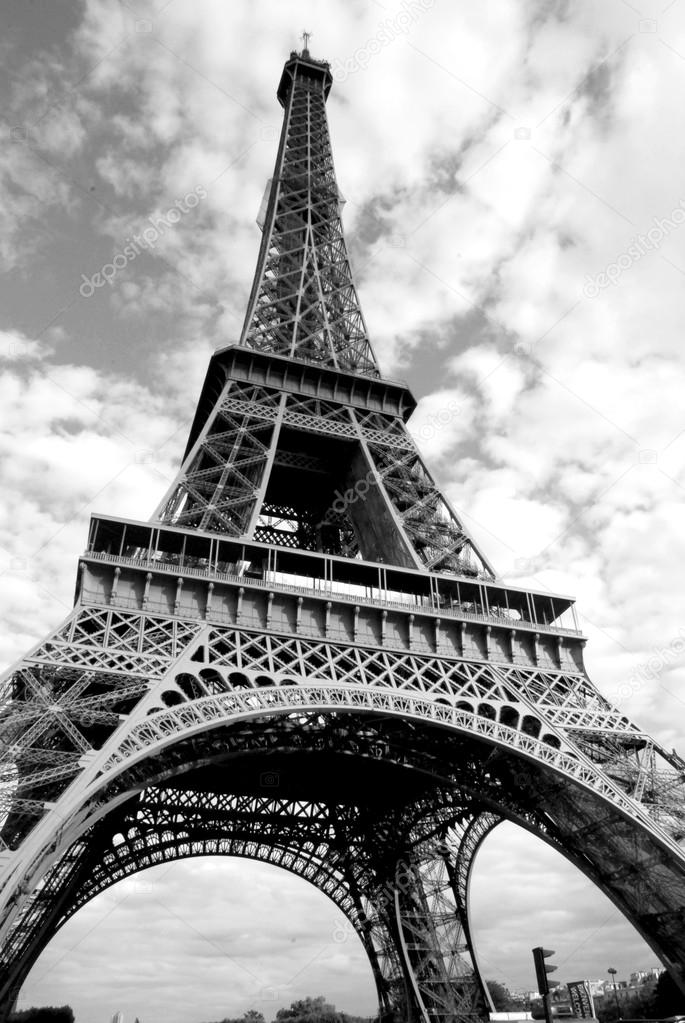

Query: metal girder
3;44;685;1023
153;372;495;575
9;778;500;1019
148;51;495;578
391;841;494;1023
241;61;377;375
2;640;685;1015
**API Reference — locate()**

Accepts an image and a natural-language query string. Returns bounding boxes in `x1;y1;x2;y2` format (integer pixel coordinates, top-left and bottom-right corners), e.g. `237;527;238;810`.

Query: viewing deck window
85;515;581;635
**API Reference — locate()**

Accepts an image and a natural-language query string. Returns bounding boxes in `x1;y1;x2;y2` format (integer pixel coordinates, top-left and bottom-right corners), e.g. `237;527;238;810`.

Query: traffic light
532;946;558;997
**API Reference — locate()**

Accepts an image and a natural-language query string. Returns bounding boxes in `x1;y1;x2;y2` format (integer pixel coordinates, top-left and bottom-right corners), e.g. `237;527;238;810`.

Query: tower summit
248;45;369;371
1;47;685;1023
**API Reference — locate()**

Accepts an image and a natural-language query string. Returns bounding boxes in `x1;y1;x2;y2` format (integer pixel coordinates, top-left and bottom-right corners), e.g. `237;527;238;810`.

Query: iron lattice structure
1;48;685;1023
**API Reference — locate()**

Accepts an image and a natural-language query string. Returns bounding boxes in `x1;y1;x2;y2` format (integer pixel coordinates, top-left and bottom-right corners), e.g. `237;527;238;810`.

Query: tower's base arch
3;697;685;1022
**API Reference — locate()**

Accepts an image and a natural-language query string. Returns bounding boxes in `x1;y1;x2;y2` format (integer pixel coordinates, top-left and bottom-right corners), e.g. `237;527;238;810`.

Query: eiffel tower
2;43;685;1023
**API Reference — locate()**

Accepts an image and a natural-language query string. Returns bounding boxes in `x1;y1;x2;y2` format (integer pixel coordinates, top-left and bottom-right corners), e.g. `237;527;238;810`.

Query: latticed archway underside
4;709;685;1021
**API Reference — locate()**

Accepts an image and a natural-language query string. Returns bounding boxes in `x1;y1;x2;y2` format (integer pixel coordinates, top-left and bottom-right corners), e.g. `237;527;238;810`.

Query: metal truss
3;44;685;1023
67;790;361;917
240;55;377;375
2;606;685;1015
150;49;494;578
154;378;493;576
0;756;494;1019
394;856;483;1022
155;383;280;535
2;577;685;1016
2;604;685;857
368;814;499;1023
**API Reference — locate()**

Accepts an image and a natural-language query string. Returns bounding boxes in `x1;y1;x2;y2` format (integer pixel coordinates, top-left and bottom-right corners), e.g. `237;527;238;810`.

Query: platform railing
82;549;583;638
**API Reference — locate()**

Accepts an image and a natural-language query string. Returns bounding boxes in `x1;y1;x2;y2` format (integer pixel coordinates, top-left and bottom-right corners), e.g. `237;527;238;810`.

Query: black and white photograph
1;2;685;1022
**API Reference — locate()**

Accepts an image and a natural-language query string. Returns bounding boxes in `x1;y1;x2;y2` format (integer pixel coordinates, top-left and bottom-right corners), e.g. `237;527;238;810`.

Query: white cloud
470;822;661;989
20;860;377;1021
3;0;685;1014
0;334;179;665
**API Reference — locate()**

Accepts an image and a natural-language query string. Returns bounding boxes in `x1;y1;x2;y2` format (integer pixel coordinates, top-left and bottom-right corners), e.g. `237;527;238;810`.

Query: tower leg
392;847;492;1023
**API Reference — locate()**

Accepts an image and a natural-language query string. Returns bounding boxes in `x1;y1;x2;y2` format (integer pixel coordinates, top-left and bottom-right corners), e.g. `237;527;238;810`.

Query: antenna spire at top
301;29;312;55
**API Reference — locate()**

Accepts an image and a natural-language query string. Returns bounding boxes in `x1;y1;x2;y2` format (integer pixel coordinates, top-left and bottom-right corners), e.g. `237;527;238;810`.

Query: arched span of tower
2;792;399;1019
2;672;685;1019
0;743;501;1021
2;799;501;1022
0;709;501;1023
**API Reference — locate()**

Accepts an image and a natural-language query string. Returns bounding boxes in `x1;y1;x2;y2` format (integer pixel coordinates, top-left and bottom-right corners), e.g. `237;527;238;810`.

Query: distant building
111;1013;124;1023
630;968;663;985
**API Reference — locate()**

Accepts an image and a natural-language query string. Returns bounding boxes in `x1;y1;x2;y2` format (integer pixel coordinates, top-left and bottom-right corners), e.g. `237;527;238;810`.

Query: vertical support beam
392;845;492;1023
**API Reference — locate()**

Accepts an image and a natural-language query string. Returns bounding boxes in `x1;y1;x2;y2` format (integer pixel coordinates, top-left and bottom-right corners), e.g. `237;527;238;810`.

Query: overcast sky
3;0;685;1019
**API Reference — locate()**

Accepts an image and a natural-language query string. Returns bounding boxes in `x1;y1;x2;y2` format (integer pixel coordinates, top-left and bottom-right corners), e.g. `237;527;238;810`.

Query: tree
596;986;655;1023
275;997;340;1022
9;1009;75;1023
486;981;525;1012
216;1013;265;1023
652;970;685;1018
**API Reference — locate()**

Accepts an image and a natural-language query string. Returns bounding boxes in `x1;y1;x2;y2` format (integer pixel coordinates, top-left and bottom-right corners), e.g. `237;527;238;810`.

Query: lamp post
607;968;621;1019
